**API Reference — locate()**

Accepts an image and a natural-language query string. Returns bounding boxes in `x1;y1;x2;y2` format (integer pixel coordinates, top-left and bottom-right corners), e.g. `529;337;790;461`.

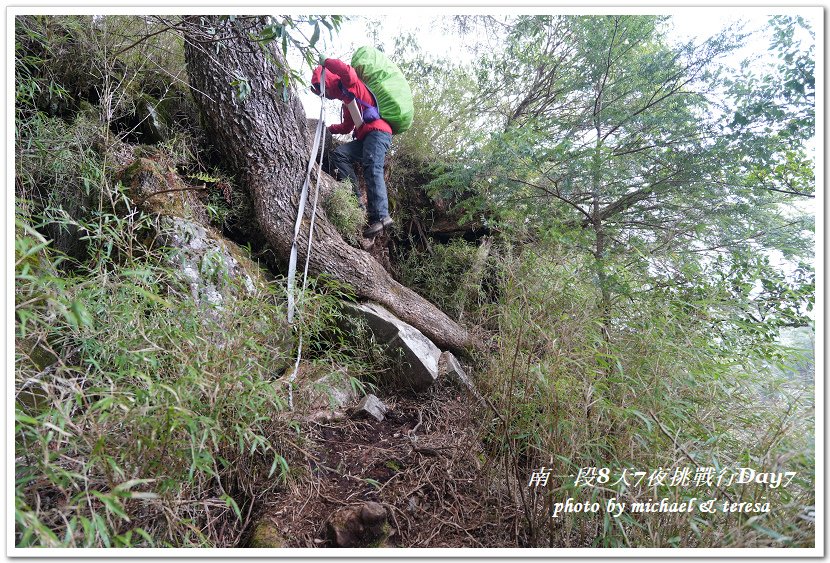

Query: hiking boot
363;221;384;238
363;216;393;238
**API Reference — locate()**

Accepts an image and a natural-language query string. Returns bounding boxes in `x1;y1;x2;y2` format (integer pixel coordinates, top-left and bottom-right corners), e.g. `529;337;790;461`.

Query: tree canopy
424;14;814;341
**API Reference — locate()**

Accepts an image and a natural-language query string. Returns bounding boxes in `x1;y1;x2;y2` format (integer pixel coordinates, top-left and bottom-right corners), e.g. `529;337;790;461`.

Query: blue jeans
330;131;392;223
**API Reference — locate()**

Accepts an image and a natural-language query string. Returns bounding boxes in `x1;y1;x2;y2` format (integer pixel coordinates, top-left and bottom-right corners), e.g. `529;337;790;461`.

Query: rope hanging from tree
286;68;327;408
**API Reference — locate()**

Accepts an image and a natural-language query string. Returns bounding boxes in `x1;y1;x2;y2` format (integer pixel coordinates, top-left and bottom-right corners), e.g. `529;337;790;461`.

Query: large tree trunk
182;16;471;352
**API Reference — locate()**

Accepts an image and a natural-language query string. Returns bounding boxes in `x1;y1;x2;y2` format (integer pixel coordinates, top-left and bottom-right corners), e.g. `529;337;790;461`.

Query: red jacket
311;58;393;141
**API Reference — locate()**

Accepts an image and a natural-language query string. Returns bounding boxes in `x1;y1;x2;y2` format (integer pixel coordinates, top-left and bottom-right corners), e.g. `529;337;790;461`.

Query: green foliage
396;239;492;322
196;170;244;232
15;109;109;262
719;13;816;274
429;14;816;547
15;200;292;547
378;35;488;243
478;242;814;547
15;15;93;118
16;14;203;147
248;15;344;90
13;16;382;541
322;181;366;246
391;32;482;162
14;189;386;546
438;14;813;343
230;76;251;102
256;15;342;65
16;110;104;205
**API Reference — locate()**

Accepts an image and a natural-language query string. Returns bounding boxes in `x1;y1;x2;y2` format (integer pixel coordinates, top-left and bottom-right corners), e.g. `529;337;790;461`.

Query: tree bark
182;16;472;352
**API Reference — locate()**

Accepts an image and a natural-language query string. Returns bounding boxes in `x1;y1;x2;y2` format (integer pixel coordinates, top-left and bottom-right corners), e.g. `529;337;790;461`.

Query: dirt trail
252;382;520;548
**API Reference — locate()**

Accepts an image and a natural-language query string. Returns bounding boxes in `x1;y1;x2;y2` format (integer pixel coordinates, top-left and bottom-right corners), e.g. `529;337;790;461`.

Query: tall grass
14;180;383;547
13;17;379;541
17;197;288;546
396;235;814;547
472;244;815;547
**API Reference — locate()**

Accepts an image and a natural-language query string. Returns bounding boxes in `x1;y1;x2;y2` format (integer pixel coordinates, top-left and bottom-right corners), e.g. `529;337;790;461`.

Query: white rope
286;69;327;409
302;118;327;284
286;71;326;324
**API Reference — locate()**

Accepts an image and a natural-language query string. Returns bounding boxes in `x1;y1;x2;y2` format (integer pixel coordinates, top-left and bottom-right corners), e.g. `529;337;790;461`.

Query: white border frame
5;3;823;560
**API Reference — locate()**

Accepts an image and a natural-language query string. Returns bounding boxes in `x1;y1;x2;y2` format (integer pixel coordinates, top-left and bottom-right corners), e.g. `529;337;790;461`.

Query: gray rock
306;410;347;424
354;394;388;422
360;502;387;525
137;94;170;143
439;351;470;387
343;301;400;341
310;369;357;410
341;301;442;390
299;368;357;422
161;216;259;311
121;159;263;311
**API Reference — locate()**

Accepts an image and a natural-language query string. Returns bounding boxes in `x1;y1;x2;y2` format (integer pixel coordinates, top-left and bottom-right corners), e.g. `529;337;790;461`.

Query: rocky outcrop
160;216;261;310
341;301;442;391
119;157;201;218
119;157;268;311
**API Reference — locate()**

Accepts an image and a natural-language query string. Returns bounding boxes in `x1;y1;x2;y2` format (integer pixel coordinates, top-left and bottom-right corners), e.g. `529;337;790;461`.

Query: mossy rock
136;93;171;143
248;520;286;548
119;157;191;217
326;502;391;547
18;336;58;372
15;336;59;415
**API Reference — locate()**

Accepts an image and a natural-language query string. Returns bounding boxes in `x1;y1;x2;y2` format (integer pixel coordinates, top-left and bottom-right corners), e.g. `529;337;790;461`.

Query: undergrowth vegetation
396;234;814;547
479;245;814;547
386;14;815;547
395;239;493;322
14;185;379;547
322;180;365;246
13;14;380;547
15;167;381;547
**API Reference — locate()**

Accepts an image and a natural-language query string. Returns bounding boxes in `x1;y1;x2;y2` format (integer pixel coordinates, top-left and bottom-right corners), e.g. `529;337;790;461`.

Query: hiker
311;57;393;238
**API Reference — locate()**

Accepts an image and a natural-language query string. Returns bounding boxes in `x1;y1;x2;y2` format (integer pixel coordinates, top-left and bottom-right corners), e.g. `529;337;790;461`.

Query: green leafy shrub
16;110;109;262
322;181;365;245
395;238;493;322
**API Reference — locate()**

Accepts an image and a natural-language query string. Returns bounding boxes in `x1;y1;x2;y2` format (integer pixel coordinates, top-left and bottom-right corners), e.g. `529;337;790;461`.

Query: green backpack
350;46;414;135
